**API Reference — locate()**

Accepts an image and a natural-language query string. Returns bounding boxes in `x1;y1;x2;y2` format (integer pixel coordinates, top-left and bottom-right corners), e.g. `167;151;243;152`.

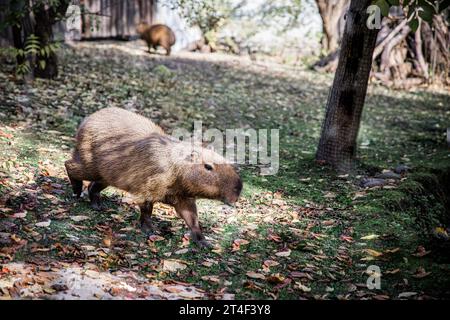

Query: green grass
0;42;449;299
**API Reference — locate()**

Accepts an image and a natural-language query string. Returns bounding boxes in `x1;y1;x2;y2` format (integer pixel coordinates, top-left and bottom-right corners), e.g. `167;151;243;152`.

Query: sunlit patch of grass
0;42;449;299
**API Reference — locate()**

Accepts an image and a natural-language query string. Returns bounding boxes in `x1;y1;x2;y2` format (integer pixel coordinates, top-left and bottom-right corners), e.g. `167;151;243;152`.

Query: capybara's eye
204;164;213;171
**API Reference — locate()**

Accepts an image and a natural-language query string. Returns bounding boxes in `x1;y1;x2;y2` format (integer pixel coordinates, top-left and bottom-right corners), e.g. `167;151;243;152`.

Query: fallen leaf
373;294;390;300
111;214;125;223
266;274;285;284
81;245;96;251
267;233;282;242
263;260;279;268
103;236;112;248
148;235;165;242
412;267;431;279
412;246;430;257
246;272;266;280
10;234;22;243
175;248;189;255
43;287;56;294
163;260;187;272
232;239;249;251
398;292;417;298
322;219;335;226
360;234;379;240
35;220;51;227
201;276;220;283
290;271;313;280
0;130;13;139
364;249;383;257
70;215;90;222
12;212;27;218
275;249;291;257
385;268;400;274
384;247;400;254
340;235;353;243
164;286;182;293
360;256;376;261
295;282;311;292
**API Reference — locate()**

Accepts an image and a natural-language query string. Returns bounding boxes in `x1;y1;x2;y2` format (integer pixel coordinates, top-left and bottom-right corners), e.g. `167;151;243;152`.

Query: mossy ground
0;41;449;299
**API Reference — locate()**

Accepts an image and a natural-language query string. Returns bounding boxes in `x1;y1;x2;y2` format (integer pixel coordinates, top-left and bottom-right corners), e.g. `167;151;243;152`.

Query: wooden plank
81;0;154;39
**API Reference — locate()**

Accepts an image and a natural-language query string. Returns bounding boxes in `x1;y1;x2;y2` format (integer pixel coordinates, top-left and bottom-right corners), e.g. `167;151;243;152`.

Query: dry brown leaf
246;272;266;280
163;260;187;272
275;249;291;257
364;249;383;257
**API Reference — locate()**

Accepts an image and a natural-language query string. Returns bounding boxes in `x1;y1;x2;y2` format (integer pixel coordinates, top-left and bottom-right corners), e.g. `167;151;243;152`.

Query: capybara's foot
195;239;211;248
72;181;82;198
65;158;84;198
67;174;82;198
90;201;103;211
140;221;153;235
191;231;211;248
89;191;103;211
88;181;107;210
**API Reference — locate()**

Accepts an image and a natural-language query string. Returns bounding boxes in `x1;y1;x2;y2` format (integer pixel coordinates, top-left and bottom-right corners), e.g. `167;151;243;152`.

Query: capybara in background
65;107;242;247
136;22;176;56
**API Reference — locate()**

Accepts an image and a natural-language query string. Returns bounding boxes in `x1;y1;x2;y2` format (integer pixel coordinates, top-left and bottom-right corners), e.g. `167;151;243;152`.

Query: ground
0;41;449;300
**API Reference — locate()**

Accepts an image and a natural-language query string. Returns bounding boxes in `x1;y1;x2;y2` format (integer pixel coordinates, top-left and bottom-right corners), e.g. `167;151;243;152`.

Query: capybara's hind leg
139;201;153;235
88;181;107;211
64;158;84;198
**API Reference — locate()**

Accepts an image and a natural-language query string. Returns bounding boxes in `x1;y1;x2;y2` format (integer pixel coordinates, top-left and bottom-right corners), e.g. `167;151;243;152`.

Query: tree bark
315;0;349;53
316;0;380;171
32;1;70;79
11;24;25;66
33;6;58;79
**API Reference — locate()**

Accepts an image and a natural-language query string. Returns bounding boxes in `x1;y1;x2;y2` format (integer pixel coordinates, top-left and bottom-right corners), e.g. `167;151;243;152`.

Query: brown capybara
136;22;176;56
65;107;242;247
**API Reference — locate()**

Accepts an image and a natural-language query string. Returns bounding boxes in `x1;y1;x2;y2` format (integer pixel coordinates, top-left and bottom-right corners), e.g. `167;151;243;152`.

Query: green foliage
372;0;447;32
163;0;236;46
259;0;305;30
164;0;231;33
375;0;391;17
1;0;70;78
0;0;69;30
10;34;60;77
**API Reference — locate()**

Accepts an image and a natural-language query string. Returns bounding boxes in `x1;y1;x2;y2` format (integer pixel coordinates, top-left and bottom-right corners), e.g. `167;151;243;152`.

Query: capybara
136;22;176;56
65;107;242;247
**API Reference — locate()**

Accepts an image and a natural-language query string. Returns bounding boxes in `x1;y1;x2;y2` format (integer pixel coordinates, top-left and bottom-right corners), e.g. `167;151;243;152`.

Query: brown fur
136;22;176;56
65;107;242;247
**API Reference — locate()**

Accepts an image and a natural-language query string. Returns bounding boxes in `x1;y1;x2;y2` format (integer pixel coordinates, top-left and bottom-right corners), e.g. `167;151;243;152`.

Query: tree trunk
33;6;58;79
315;0;349;53
316;0;380;171
11;24;25;66
32;1;70;79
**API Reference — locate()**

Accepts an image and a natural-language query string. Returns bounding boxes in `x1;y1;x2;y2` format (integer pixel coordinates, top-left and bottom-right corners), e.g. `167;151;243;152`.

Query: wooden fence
0;0;155;46
81;0;155;39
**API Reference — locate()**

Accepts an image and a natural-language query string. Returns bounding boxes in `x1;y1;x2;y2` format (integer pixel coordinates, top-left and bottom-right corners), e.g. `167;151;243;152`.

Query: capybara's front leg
174;198;209;248
139;201;153;235
88;181;107;210
65;156;84;198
